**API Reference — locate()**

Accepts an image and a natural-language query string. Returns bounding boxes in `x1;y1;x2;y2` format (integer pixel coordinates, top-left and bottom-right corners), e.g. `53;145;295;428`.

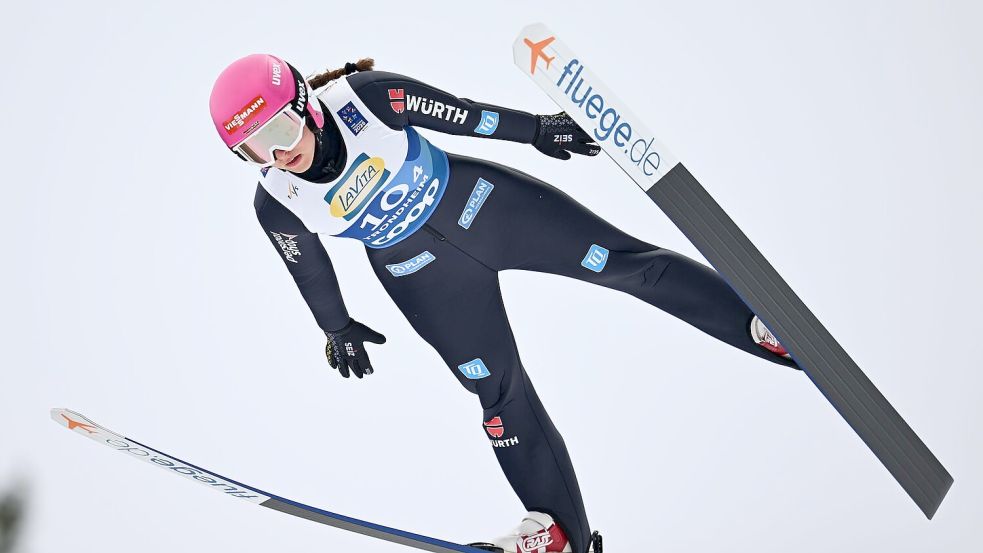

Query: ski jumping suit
253;70;795;553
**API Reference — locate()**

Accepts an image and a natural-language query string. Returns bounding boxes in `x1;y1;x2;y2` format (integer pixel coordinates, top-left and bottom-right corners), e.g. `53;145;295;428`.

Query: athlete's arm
253;184;351;332
348;70;600;159
347;70;538;143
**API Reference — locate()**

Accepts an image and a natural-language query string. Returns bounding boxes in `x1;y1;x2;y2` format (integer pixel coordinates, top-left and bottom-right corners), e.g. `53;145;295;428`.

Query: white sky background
2;1;981;552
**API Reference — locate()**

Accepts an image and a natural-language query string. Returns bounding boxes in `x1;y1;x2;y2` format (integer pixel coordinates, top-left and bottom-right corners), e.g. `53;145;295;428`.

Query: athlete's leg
429;154;795;368
365;232;593;553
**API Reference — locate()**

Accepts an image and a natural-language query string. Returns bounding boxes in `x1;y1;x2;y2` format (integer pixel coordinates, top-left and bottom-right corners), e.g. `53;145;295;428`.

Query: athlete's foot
750;315;792;360
469;512;600;553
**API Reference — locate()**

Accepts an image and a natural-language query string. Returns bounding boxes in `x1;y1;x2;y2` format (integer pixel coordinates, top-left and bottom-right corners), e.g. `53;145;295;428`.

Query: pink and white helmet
209;54;325;165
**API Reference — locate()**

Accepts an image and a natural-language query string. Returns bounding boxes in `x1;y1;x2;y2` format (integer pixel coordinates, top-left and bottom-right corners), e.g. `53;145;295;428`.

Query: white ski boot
750;314;792;359
468;512;601;553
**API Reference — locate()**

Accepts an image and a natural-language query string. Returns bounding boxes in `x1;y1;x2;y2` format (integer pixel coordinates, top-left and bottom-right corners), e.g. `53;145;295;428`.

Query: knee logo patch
386;251;436;277
581;244;609;272
458;178;495;230
458;358;491;379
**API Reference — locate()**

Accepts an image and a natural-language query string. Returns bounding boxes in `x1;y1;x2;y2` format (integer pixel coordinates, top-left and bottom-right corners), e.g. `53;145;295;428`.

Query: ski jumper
253;70;795;553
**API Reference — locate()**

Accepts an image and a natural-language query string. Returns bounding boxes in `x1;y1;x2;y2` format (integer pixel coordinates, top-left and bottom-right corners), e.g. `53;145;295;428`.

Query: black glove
324;319;386;379
532;112;602;160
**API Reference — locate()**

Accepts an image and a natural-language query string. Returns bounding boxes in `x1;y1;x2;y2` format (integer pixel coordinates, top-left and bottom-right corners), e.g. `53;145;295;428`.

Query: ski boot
750;315;792;360
467;511;602;553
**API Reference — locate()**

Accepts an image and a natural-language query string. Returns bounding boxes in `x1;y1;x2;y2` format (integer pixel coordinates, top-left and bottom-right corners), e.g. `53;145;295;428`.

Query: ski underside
512;23;952;518
51;409;485;553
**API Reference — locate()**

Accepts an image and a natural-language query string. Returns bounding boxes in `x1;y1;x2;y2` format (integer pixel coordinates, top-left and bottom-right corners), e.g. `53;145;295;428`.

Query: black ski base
646;162;952;518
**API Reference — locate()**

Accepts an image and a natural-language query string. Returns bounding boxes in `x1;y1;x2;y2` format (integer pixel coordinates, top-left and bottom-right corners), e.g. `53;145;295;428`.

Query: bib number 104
361;167;441;247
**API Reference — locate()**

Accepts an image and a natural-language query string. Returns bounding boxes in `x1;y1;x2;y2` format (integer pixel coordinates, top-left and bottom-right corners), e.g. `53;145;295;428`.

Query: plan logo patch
474;110;499;136
458;178;494;230
581;244;609;272
324;153;389;220
386;251;436;277
458;358;490;380
337;101;368;135
388;88;405;113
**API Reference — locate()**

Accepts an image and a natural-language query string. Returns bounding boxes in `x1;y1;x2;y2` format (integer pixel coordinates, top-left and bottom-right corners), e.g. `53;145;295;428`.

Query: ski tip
513;22;553;53
512;23;558;73
50;407;72;425
50;408;114;437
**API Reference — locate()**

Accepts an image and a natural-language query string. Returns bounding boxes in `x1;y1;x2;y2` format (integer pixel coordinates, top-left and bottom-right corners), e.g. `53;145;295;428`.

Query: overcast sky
2;1;981;552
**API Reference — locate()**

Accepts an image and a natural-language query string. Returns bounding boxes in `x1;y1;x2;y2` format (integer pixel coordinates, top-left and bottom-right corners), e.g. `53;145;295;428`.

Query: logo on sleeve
405;94;468;125
388;89;405;113
474;110;500;136
337;101;368;135
581;244;609;272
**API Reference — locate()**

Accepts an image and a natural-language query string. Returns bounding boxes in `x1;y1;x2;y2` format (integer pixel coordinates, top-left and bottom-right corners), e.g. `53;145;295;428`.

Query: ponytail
308;57;375;90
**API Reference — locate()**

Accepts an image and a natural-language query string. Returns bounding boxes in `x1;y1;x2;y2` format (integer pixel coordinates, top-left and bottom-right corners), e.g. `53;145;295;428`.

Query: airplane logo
523;36;556;75
61;413;97;434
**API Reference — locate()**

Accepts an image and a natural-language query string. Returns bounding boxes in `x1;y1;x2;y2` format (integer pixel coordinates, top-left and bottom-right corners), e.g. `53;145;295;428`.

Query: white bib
259;76;449;248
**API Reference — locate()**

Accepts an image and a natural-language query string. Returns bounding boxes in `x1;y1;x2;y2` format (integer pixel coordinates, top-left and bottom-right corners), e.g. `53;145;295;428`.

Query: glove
532;112;602;160
324;319;387;379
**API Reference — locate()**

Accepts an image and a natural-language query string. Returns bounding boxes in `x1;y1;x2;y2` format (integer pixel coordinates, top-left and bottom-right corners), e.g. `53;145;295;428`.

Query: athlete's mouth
285;153;303;168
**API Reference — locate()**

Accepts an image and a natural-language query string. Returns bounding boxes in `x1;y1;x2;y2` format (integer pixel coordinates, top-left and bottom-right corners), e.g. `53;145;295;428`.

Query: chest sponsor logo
458;177;494;230
385;250;436;277
223;96;267;135
581;243;609;273
286;181;299;199
388;88;405;113
270;231;301;263
405;94;468;125
324;153;390;220
458;358;490;380
474;110;500;136
337;101;368;135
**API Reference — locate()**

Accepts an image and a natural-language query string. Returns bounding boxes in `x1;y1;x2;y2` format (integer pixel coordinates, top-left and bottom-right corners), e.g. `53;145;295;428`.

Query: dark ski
51;408;485;553
513;22;952;518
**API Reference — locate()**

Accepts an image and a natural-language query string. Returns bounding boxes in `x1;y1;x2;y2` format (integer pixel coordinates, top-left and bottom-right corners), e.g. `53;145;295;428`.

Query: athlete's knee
590;246;677;290
446;356;516;408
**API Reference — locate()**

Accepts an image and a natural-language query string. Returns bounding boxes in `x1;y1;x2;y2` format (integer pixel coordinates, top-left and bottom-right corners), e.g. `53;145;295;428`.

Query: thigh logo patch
581;244;609;272
386;251;436;277
458;178;495;230
458;358;491;380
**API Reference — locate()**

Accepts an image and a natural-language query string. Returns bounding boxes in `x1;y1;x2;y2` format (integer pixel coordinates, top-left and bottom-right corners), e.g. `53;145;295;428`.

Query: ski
51;408;485;553
512;23;952;518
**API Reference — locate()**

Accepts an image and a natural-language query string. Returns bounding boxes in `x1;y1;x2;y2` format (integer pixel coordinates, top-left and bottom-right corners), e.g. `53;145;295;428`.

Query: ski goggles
232;105;306;167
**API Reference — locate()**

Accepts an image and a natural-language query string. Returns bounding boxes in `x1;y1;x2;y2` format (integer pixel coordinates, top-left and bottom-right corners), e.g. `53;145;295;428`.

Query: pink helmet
209;54;325;153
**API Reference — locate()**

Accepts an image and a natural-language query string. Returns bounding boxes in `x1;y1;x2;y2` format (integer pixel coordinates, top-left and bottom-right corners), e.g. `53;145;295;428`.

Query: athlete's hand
532;112;601;160
324;319;387;379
